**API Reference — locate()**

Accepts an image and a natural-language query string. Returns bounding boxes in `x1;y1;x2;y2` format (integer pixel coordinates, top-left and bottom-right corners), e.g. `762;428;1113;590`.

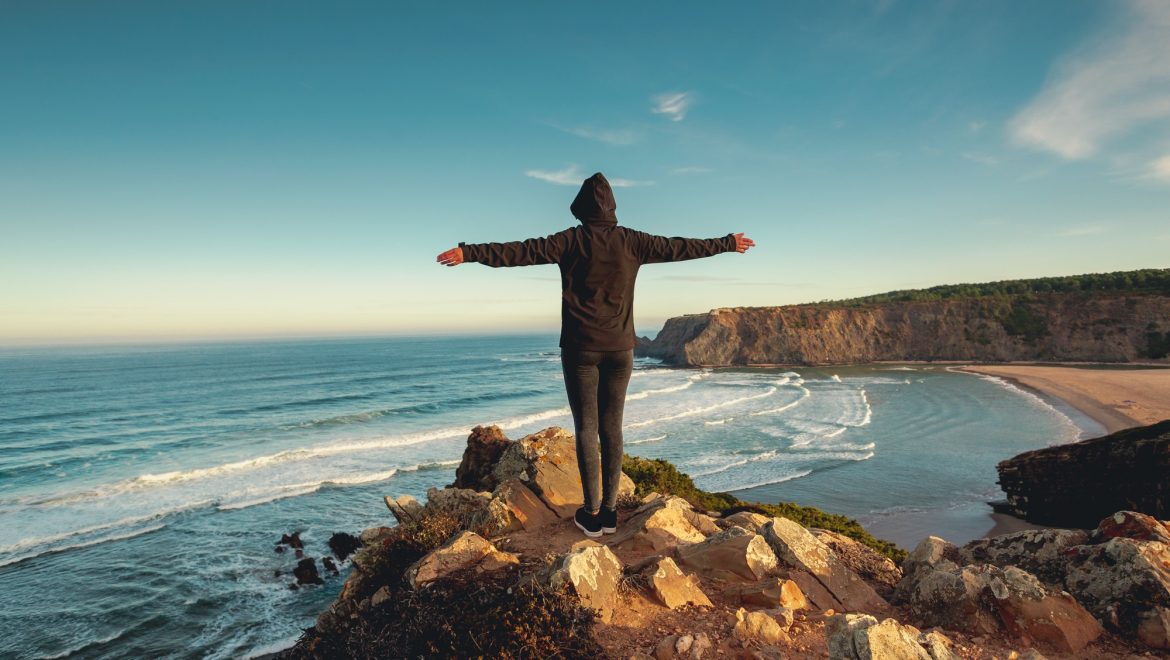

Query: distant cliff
636;292;1170;366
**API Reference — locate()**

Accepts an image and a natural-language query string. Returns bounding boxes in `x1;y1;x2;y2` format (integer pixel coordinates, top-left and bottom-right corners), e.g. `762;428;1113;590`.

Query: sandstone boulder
676;526;778;582
450;424;512;491
732;607;789;645
811;528;902;594
384;494;424;524
548;543;624;622
762;517;889;613
491;478;560;531
640;556;713;609
1095;510;1170;544
610;496;708;552
826;613;931;660
988;565;1103;653
719;510;771;532
723;577;807;610
405;530;519;588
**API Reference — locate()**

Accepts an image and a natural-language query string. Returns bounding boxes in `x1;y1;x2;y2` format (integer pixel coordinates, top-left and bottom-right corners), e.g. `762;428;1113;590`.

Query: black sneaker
573;507;603;538
599;507;618;534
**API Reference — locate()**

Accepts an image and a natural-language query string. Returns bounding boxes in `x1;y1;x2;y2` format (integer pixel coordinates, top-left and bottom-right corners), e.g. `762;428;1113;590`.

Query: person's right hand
734;233;756;253
436;247;464;267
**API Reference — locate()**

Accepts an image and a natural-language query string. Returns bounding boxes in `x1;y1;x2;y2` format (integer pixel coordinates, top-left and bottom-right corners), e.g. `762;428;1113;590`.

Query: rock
384;494;424;524
548;543;624;622
274;545;284;553
322;557;339;574
959;529;1088;585
640;557;713;609
656;635;678;660
1137;607;1170;649
491;478;560;531
897;548;1102;653
1095;510;1170;544
720;511;771;532
405;530;519;588
1063;535;1170;648
996;420;1170;527
761;517;889;613
359;526;393;544
675;634;693;654
369;585;391;608
279;531;304;549
676;526;778;582
294;557;323;585
826;613;930;660
732;607;789;645
690;632;713;659
724;578;807;610
294;548;304;559
491;427;588;517
811;529;902;594
451;424;513;491
610;496;708;552
327;532;362;561
917;630;957;660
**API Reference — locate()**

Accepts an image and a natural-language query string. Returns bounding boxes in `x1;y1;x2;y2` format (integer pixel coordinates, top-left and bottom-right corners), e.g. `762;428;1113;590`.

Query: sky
2;0;1169;344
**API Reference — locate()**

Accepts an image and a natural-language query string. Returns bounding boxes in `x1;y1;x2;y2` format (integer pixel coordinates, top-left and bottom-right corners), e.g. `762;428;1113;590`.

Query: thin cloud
1058;225;1107;237
524;165;653;188
549;123;640;146
1148;154;1170;183
651;91;695;122
961;152;1000;166
670;166;713;175
968;120;986;133
1009;0;1170;160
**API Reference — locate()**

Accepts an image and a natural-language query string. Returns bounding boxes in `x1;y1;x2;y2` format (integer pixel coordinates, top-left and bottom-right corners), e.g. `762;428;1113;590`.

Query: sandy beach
959;365;1170;434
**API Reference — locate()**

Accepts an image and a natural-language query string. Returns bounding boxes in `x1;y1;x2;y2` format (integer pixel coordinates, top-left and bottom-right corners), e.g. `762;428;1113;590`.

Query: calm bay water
0;334;1100;658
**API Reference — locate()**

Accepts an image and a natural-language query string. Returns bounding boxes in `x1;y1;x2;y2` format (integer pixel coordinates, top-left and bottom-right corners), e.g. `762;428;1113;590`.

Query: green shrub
622;454;907;563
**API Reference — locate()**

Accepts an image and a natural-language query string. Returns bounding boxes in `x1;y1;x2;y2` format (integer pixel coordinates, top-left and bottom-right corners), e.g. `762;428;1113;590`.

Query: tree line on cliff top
822;268;1170;307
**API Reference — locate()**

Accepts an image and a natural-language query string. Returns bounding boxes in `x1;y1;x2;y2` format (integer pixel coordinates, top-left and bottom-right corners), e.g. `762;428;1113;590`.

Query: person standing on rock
437;172;754;537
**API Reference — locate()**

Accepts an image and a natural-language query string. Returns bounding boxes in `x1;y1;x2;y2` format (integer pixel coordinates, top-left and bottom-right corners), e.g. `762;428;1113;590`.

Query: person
436;172;754;538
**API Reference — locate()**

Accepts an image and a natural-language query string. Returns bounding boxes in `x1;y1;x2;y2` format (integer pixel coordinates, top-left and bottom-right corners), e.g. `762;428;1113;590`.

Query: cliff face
996;420;1170;528
636;294;1170;366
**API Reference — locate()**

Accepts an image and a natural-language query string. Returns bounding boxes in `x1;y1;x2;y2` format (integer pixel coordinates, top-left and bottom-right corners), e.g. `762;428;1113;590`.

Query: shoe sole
602;526;617;534
574;518;603;538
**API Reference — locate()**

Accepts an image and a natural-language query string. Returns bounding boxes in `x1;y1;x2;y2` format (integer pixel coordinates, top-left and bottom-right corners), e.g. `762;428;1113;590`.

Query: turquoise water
0;335;1099;658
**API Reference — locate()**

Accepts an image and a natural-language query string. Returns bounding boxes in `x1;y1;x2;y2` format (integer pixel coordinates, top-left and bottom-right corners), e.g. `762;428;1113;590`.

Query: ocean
0;334;1102;659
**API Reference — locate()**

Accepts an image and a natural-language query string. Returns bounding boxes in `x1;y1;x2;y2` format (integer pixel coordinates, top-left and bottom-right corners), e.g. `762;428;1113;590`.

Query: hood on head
570;172;617;226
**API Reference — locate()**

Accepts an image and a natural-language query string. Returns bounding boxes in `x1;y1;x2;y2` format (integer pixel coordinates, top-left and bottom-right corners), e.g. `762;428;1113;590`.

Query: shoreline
956;364;1170;434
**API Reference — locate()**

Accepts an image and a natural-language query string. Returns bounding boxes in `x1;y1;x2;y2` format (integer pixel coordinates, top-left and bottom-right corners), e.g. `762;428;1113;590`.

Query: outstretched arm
437;232;569;268
635;231;755;264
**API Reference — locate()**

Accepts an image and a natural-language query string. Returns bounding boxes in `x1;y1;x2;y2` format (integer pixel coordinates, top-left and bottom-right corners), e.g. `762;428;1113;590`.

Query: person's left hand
436;247;464;267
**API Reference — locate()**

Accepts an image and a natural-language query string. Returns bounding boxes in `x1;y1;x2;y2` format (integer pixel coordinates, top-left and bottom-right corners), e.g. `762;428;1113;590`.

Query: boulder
609;496;708;552
676;526;778;582
490;478;560;531
1063;535;1170;648
491;427;588;517
762;517;889;613
811;528;902;594
294;557;323;585
383;494;424;524
719;510;771;532
988;565;1103;653
732;607;789;645
640;557;712;609
548;543;624;622
1095;510;1170;544
423;486;492;524
451;424;513;491
826;614;931;660
995;420;1170;527
917;630;957;660
405;530;519;588
359;526;393;545
959;529;1088;585
327;532;362;561
723;577;807;610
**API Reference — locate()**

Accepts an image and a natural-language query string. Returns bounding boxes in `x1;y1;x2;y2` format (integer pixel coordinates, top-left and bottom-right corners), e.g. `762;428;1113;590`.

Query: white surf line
690;450;779;477
946;367;1082;441
748;386;810;416
625;386;778;429
711;469;814;492
0;523;167;568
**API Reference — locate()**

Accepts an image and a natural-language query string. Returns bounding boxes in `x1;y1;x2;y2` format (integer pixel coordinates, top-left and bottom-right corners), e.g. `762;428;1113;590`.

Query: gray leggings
560;348;634;512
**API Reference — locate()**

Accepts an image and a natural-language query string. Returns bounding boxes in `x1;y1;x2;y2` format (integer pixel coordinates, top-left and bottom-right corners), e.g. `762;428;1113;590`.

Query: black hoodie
459;172;736;351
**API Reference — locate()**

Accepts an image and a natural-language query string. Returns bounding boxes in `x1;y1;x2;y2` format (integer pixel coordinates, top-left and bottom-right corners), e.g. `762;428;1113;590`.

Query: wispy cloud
1147;154;1170;183
1057;225;1107;237
548;123;640;146
968;120;986;134
670;166;713;175
651;91;695;122
961;152;1000;166
1009;0;1170;160
524;165;653;188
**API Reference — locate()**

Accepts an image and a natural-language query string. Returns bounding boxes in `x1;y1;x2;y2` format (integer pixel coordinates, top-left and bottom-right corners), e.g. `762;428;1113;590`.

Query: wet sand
959;364;1170;434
